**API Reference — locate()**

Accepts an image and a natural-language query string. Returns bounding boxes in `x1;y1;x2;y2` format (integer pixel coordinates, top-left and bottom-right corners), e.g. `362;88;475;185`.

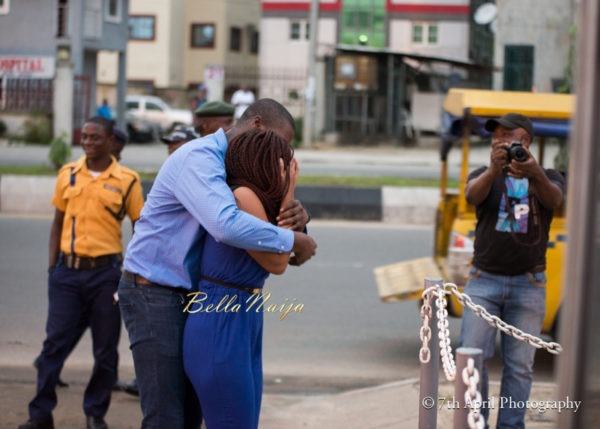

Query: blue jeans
29;257;122;420
118;276;201;429
459;267;546;429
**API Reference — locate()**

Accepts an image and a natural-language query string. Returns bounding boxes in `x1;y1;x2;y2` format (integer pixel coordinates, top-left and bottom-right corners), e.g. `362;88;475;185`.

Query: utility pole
302;0;319;148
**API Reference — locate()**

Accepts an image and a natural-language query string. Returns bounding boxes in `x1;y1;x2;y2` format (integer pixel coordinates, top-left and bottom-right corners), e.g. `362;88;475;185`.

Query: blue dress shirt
123;128;294;289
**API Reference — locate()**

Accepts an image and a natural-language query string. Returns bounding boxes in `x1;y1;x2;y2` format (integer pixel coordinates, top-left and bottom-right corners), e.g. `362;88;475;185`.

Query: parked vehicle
125;95;193;132
374;88;574;336
126;113;160;143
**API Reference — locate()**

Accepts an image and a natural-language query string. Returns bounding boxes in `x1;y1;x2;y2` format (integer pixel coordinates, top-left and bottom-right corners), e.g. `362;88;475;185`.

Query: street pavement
0;138;561;179
0;216;561;428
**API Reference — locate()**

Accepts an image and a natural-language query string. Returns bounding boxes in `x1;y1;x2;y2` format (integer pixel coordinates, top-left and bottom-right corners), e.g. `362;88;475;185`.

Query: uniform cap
194;100;235;117
112;127;127;144
161;125;199;143
484;113;535;139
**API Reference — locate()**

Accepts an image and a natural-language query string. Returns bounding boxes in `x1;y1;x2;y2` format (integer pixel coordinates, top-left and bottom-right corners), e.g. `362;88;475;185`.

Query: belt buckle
66;254;73;268
74;257;80;270
89;258;96;269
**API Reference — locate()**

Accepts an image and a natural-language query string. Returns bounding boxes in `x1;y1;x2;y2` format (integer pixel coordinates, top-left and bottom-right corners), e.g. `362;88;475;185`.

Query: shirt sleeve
467;166;487;183
173;143;294;253
125;173;145;222
51;168;68;212
545;169;566;194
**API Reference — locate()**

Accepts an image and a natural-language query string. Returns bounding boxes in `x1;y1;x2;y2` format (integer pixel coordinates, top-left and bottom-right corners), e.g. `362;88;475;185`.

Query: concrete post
452;347;483;429
418;277;442;429
116;50;127;130
302;0;319;148
53;56;74;142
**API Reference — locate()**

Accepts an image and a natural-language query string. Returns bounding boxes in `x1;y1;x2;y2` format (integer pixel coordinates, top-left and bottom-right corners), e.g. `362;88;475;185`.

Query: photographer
460;113;565;429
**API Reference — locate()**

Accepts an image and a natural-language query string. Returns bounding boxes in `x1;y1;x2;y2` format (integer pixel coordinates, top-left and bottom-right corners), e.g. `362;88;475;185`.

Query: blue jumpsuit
183;233;269;429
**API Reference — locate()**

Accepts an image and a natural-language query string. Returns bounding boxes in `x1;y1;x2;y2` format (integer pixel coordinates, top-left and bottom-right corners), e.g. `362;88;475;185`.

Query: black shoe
17;417;54;429
114;379;139;397
86;416;108;429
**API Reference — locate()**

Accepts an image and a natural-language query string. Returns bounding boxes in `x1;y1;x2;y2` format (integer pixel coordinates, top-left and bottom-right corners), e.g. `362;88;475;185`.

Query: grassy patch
0;165;58;175
0;166;459;188
297;175;459;188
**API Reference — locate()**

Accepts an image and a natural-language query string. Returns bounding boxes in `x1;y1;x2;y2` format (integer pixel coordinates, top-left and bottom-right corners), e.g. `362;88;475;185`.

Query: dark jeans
118;275;202;429
29;258;122;420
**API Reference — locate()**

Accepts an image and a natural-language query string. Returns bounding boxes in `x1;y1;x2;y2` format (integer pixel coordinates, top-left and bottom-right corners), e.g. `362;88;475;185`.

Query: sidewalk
1;365;560;429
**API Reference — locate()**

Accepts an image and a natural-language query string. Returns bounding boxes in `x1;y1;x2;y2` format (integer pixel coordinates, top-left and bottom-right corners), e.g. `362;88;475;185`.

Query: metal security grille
0;78;53;111
226;66;306;119
503;45;534;91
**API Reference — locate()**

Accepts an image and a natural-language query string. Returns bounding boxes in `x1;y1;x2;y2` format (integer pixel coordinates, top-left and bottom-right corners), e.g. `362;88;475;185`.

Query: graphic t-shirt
468;166;565;275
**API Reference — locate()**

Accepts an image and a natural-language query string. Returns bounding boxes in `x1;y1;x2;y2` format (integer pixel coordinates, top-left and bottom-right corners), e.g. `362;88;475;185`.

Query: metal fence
225;66;306;119
0;78;53;112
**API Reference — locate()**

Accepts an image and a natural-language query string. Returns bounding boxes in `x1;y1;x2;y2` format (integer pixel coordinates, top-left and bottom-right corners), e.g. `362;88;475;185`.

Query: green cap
194;100;235;117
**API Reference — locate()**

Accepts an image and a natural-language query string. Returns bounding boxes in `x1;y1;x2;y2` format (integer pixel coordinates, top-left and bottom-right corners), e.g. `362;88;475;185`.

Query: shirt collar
74;155;122;179
214;128;228;156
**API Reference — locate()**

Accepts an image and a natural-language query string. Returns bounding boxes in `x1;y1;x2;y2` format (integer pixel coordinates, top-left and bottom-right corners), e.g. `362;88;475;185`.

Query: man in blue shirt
118;99;316;429
96;99;112;120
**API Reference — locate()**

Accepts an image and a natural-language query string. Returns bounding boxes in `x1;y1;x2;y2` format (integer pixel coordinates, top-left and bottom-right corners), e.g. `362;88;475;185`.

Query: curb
0;175;439;224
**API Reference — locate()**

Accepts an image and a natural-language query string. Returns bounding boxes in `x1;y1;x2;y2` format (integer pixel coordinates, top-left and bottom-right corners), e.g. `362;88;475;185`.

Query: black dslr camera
506;141;528;162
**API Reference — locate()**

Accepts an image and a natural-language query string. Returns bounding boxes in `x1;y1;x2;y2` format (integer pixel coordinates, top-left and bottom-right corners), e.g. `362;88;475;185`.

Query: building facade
0;0;129;139
259;0;471;69
260;0;471;139
492;0;575;93
98;0;261;107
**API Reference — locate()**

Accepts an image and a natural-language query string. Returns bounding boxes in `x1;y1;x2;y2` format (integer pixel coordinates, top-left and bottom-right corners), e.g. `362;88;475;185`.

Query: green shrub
0;118;7;137
23;111;53;144
48;132;71;169
291;117;303;148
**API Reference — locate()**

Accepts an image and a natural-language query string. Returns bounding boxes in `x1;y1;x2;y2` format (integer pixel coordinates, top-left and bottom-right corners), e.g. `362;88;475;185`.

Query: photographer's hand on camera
465;139;509;206
490;139;510;175
506;144;540;179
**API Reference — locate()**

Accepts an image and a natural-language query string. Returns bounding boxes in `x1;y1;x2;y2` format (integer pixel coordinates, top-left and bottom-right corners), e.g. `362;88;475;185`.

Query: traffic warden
19;117;144;429
459;113;565;429
194;100;235;136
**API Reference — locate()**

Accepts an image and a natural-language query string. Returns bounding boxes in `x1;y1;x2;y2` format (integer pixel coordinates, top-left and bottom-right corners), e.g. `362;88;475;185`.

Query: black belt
62;253;121;270
121;270;188;294
200;275;261;294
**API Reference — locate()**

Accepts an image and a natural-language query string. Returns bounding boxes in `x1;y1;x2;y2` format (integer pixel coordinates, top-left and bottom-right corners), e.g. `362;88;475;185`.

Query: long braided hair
226;129;294;224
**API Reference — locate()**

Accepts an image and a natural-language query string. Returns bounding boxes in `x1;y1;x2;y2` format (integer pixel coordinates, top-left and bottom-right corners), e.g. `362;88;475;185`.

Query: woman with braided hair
182;128;299;429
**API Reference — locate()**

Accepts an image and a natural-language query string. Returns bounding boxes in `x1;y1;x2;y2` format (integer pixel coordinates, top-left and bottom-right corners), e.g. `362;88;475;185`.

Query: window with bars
503;45;535;91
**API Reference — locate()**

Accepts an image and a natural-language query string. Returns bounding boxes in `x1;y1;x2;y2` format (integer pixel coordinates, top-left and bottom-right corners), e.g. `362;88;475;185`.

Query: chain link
463;358;485;429
435;288;456;381
418;287;435;364
444;283;563;355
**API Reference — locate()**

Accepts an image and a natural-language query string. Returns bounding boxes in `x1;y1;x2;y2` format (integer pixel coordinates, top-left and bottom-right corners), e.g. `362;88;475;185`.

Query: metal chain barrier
462;357;485;429
444;282;563;355
436;288;457;381
419;287;434;364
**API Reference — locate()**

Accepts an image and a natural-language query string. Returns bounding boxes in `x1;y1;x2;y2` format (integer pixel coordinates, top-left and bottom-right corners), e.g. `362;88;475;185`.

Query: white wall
492;0;573;92
259;17;336;70
127;0;174;88
388;19;468;60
